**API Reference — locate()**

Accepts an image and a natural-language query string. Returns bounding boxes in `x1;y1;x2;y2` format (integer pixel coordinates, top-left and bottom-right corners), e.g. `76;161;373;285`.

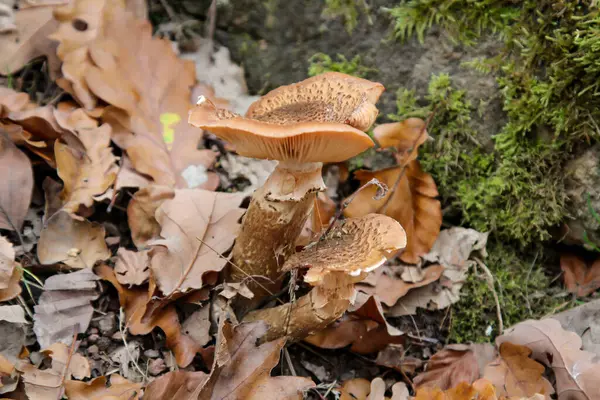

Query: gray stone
98;313;117;336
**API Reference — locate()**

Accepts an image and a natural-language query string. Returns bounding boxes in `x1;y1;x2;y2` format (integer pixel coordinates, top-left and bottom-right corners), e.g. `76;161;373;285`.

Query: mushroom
243;213;406;342
188;72;384;303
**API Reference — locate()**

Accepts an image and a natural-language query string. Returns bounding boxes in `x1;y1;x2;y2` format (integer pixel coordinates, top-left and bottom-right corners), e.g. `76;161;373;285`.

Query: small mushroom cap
283;214;407;285
188;72;384;163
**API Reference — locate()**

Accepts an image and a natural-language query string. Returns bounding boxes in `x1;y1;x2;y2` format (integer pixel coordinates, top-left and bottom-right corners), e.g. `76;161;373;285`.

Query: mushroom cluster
189;72;385;307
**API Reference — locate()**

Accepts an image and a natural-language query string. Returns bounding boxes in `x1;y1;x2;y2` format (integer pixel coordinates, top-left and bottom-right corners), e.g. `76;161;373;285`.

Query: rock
98;313;117;336
87;345;99;355
87;333;99;343
96;336;112;351
564;144;600;248
148;358;167;376
111;331;124;341
144;349;160;358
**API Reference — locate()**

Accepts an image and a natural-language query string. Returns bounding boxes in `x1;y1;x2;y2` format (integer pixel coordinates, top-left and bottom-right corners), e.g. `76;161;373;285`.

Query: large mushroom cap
283;213;407;285
188;72;384;163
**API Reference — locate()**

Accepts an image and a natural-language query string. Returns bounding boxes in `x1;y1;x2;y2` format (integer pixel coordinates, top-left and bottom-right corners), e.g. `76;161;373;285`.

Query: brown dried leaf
376;344;423;375
55;123;118;213
64;373;142;400
413;379;506;400
0;236;21;302
0;5;60;78
0;88;29;117
149;189;244;296
339;378;409;400
298;192;337;246
414;344;497;390
0;305;27;324
33;269;98;349
374;118;429;165
184;321;314;400
114;248;149;286
560;254;600;297
95;264;204;368
143;370;208;399
344;163;441;264
305;296;404;354
496;318;600;399
483;342;553;399
126;185;175;248
41;343;90;380
181;306;211;348
357;264;444;307
37;211;110;269
0;132;33;231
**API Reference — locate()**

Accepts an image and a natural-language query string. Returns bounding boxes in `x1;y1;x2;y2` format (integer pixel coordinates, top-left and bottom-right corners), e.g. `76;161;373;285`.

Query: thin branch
57;326;79;400
473;257;504;334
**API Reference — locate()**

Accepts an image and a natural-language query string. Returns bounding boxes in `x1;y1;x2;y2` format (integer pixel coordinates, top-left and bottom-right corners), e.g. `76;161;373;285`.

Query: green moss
449;242;565;343
307;53;376;78
322;0;372;33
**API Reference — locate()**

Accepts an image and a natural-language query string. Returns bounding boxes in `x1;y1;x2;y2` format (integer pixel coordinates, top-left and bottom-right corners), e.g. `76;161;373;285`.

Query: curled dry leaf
298;191;337;246
0;131;33;232
373;118;429;165
37;211;110;269
114;248;149;286
0;87;29;117
127;185;175;248
55;123;118;213
64;373;142;400
0;236;22;302
344;163;442;264
496;318;600;400
305;296;405;354
414;344;497;391
95;264;204;368
33;268;98;349
483;342;553;399
149;189;244;296
560;254;600;297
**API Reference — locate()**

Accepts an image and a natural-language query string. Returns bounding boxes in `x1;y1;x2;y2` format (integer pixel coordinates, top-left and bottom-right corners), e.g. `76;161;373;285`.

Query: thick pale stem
242;272;354;342
228;161;325;304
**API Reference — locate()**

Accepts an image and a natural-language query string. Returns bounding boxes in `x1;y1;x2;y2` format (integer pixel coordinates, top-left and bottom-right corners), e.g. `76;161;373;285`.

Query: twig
17;295;33;319
158;0;176;20
283;347;297;376
107;158;126;213
57;326;79;400
379;108;437;214
205;0;218;46
473;257;504;334
320;178;388;240
196;237;285;305
119;308;148;382
524;250;539;316
322;380;337;398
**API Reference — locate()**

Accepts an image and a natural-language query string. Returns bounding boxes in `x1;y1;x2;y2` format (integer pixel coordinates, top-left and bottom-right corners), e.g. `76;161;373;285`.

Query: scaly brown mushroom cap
188;72;384;163
283;213;407;285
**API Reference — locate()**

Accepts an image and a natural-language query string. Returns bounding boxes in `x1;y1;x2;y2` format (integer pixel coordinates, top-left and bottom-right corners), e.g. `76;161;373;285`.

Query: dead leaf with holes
37;211;110;269
33;268;98;349
483;342;553;399
0;236;22;302
344;163;441;264
52;2;219;189
496;318;600;400
95;264;207;368
127;185;175;248
113;248;149;286
305;296;405;354
145;320;315;400
149;189;244;296
560;254;600;297
55;123;118;214
0;131;33;232
64;373;142;400
414;344;496;390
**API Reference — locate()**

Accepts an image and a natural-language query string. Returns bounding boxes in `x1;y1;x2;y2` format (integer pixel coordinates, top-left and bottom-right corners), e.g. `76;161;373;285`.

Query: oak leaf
64;374;142;400
344;163;441;264
0;131;33;232
560;254;600;297
126;185;175;248
149;189;244;296
414;344;497;390
37;211;110;269
496;318;600;400
114;248;149;286
483;342;553;399
55;123;118;213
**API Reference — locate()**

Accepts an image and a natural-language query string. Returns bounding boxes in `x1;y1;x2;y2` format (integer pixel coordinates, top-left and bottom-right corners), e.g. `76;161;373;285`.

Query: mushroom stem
228;161;325;303
242;272;355;342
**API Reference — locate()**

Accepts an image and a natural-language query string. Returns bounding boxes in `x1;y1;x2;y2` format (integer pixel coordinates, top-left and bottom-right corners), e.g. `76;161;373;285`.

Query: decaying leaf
0;131;33;232
422;228;489;270
344;163;442;264
0;236;22;302
127;185;175;248
37;211;110;269
0;305;27;324
560;254;600;297
95;264;204;368
143;370;208;399
552;298;600;357
55;123;118;213
181;305;211;348
190;321;315;400
375;344;424;375
41;343;91;380
64;374;142;400
339;378;409;400
483;342;553;399
414;344;496;391
149;189;244;296
413;378;526;400
33;269;98;349
305;296;405;354
496;318;600;399
114;248;149;286
0;352;19;396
